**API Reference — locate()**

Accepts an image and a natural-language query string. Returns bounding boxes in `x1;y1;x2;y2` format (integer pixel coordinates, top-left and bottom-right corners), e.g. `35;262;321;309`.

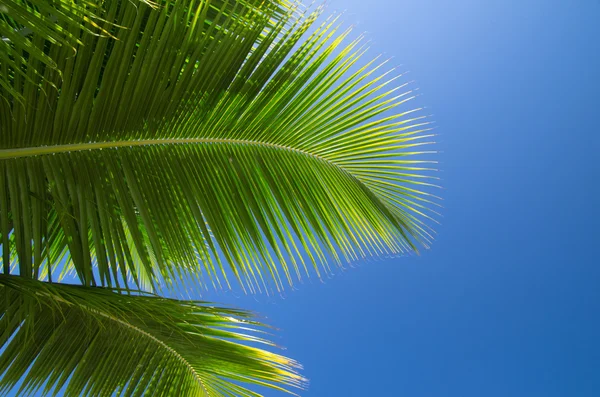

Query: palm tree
0;0;438;395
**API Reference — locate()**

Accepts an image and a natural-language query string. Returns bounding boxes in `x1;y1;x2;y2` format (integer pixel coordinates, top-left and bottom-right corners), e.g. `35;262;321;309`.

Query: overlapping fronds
0;0;159;102
0;0;439;293
0;274;304;396
0;0;440;394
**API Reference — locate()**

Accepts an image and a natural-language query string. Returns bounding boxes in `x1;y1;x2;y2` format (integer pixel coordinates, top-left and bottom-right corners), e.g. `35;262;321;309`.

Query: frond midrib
0;137;401;221
0;138;329;163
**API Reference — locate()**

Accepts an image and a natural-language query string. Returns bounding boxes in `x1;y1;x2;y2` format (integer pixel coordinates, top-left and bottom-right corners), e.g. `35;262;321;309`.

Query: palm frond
0;274;303;396
0;0;439;293
0;0;159;102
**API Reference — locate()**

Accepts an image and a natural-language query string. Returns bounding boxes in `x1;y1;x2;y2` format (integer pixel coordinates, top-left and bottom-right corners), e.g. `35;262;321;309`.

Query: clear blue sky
211;0;600;395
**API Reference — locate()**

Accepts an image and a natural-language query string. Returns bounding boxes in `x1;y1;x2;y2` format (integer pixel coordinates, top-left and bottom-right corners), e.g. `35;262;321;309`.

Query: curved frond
0;274;303;396
0;0;439;293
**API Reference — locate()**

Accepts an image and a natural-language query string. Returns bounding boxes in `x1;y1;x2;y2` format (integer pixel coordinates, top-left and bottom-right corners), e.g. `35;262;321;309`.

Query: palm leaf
0;0;439;293
0;0;440;394
0;0;159;103
0;274;304;396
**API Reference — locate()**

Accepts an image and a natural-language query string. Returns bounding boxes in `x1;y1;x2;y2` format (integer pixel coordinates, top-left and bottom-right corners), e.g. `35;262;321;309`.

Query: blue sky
210;0;600;395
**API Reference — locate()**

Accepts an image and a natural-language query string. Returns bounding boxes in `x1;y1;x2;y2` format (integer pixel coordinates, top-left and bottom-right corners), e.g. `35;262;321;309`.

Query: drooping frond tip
0;0;440;294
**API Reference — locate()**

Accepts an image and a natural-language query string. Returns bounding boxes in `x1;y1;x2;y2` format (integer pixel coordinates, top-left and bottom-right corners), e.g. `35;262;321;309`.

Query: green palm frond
0;0;439;293
0;0;159;102
0;274;304;396
0;0;441;394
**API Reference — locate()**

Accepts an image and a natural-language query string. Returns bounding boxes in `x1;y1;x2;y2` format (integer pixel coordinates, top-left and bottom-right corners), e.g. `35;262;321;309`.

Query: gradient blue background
211;0;600;396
